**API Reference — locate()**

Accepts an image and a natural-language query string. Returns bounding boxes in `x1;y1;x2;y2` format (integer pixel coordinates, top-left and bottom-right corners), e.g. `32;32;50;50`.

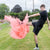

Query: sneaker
34;47;39;50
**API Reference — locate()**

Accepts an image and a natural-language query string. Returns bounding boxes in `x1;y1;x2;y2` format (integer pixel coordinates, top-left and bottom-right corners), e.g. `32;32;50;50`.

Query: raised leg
26;22;32;26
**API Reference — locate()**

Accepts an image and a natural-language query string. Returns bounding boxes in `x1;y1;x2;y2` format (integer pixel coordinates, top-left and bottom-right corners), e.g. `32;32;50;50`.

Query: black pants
32;22;43;35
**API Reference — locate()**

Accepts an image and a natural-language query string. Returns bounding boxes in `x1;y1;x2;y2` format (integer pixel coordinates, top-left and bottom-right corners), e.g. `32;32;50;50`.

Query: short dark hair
40;4;45;8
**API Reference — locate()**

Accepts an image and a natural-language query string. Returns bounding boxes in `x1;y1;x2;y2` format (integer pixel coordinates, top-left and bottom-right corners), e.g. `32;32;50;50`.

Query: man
26;4;50;50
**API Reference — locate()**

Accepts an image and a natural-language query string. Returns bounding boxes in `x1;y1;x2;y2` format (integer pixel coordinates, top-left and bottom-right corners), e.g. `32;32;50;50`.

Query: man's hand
48;26;50;30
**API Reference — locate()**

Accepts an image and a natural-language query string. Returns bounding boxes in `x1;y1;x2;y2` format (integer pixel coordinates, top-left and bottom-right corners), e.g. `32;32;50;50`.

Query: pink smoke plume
4;14;29;39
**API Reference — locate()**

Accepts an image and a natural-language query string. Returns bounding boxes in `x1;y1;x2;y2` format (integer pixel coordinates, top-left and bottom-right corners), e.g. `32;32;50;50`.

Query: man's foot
34;47;39;50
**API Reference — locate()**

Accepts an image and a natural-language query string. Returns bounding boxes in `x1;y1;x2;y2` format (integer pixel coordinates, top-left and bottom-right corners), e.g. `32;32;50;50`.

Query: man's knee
34;34;37;37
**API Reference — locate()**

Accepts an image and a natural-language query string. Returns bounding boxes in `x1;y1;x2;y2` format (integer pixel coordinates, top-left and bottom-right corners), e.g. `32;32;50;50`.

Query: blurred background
0;0;50;21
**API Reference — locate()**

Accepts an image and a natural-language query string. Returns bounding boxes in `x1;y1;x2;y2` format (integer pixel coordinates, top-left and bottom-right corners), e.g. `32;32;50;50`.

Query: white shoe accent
34;47;39;50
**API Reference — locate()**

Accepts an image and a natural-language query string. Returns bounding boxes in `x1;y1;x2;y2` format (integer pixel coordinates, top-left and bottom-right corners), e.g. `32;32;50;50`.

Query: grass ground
0;23;50;50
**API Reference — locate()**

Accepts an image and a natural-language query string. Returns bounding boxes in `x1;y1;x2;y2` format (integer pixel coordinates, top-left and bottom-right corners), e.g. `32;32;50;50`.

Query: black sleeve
39;12;43;16
40;11;48;17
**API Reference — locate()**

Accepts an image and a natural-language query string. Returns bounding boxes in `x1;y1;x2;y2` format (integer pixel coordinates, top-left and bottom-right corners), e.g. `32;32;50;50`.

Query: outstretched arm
47;17;50;30
28;13;40;18
25;13;40;26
